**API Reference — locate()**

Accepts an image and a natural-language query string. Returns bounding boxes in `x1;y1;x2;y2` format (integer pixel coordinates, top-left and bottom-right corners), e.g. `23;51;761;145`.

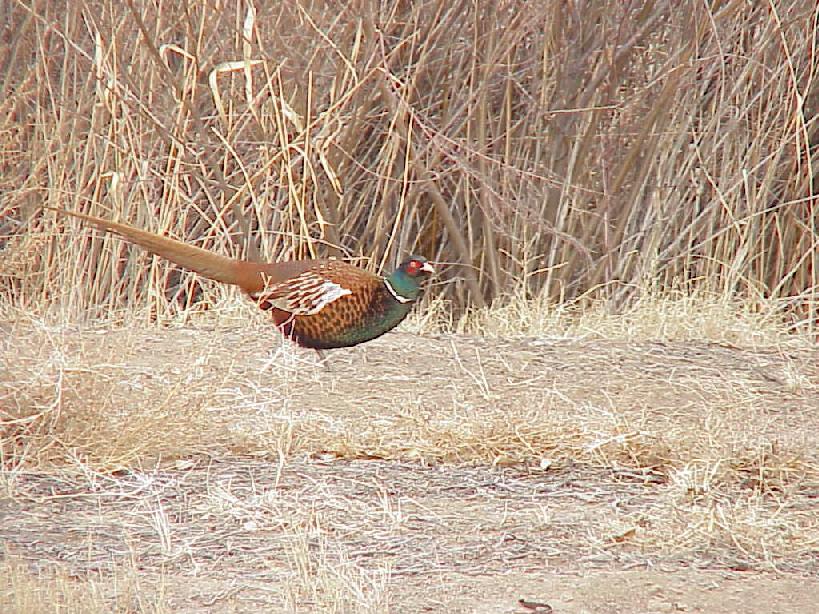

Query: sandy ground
1;322;818;612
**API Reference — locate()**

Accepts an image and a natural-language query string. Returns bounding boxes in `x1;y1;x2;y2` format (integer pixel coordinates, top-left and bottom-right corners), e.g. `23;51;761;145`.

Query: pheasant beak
420;261;435;274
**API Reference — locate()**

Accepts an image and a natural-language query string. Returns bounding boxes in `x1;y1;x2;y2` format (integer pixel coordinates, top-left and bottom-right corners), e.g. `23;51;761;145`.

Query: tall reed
1;1;816;331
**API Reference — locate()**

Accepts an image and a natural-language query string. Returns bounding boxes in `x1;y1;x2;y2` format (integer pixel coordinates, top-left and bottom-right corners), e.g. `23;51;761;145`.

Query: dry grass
2;283;817;612
1;555;110;614
1;316;818;610
2;1;819;611
0;553;173;614
1;518;392;614
450;288;800;346
2;305;817;599
3;292;812;467
1;0;817;332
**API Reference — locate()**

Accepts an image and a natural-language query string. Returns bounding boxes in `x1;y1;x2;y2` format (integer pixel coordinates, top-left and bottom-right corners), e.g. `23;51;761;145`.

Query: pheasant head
384;256;435;303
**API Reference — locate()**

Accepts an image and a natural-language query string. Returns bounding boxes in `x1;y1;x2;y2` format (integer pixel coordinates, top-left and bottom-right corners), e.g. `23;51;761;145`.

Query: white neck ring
383;279;413;303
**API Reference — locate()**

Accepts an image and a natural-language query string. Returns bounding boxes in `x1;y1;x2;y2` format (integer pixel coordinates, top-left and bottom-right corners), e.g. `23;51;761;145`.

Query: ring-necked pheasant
46;208;434;350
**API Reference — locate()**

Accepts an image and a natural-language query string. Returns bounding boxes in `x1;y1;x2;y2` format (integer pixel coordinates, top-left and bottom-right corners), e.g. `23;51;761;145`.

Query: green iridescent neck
385;268;422;302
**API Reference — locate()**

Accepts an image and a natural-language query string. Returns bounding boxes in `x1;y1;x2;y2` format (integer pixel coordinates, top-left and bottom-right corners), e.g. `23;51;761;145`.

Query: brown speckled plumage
255;261;416;349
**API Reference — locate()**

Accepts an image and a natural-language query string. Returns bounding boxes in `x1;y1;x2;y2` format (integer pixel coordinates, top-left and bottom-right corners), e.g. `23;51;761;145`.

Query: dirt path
2;324;817;612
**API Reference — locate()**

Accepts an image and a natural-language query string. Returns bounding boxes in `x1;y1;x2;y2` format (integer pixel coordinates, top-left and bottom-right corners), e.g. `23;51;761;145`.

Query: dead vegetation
2;0;819;611
1;303;818;611
1;0;817;332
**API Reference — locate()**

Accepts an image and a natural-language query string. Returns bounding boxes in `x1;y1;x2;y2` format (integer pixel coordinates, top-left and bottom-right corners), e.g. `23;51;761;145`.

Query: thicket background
1;0;817;330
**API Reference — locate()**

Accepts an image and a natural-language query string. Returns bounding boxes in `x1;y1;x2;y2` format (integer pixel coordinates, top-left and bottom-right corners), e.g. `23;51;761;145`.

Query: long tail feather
45;207;265;292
